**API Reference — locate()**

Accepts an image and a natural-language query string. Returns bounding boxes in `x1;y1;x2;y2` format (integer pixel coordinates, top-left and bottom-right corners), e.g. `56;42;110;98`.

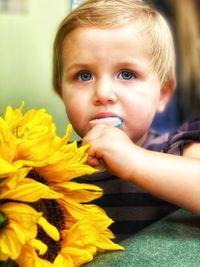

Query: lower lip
89;117;123;128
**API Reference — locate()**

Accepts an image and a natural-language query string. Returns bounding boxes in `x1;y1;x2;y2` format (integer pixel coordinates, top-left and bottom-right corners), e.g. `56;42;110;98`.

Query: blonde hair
53;0;176;94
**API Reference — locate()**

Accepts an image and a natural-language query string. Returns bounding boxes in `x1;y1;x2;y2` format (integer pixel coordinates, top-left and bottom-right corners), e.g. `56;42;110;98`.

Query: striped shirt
76;118;200;241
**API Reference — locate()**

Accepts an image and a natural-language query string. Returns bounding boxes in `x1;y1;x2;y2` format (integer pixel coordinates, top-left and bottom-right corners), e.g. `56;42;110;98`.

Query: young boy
53;0;200;241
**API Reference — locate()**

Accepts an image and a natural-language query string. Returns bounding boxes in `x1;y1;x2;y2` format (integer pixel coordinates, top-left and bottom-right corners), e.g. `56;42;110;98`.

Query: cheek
124;92;157;117
62;91;89;136
122;94;158;141
63;93;83;122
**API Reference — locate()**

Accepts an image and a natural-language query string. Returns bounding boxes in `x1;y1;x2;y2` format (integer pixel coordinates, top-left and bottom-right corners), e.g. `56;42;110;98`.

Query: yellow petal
62;199;106;221
0;177;63;202
38;217;60;241
94;234;124;251
0;117;18;161
55;181;103;203
53;254;74;267
29;239;48;255
64;215;113;246
65;219;100;245
0;228;23;260
1;202;42;228
37;161;95;183
61;246;94;267
10;220;37;243
17;245;54;267
53;124;73;149
0;157;17;178
0;251;9;261
16;136;54;162
13;159;48;169
3;167;31;190
4;102;24;131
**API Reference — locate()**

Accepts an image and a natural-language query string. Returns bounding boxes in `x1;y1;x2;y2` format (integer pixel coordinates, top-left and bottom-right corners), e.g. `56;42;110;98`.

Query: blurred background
150;0;200;133
0;0;76;138
0;0;200;140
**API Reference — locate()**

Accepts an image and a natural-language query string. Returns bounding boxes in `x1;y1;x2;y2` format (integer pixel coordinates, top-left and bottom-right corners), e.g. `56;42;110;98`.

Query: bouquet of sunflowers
0;103;123;267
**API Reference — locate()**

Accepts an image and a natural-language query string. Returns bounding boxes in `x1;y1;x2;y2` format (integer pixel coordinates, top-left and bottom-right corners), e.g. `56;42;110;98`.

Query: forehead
60;25;156;79
61;24;151;61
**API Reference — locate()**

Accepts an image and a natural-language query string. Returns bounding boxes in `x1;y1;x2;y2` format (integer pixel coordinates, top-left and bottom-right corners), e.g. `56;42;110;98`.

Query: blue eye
77;71;93;81
118;70;134;80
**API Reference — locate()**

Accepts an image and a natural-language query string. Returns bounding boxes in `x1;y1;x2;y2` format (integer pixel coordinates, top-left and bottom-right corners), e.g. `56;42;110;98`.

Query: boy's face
60;25;169;144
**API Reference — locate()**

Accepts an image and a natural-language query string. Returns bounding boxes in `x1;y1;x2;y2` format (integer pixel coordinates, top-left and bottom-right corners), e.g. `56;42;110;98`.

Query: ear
156;79;176;113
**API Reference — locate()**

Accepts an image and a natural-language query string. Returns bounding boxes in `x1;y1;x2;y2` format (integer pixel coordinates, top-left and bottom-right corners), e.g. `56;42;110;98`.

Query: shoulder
143;130;170;152
145;117;200;156
163;117;200;156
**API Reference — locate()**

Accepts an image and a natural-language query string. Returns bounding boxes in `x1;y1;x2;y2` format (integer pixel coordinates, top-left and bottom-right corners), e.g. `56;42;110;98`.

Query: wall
0;0;79;140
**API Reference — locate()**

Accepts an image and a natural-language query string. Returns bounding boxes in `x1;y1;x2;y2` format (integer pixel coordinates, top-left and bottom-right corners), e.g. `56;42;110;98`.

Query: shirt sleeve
162;117;200;155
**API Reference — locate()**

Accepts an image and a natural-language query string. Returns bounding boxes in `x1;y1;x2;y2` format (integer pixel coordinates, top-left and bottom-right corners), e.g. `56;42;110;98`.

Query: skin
60;25;200;214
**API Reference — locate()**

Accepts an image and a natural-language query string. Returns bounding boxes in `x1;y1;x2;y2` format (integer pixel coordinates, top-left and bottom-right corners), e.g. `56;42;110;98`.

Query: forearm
83;126;200;214
126;146;200;214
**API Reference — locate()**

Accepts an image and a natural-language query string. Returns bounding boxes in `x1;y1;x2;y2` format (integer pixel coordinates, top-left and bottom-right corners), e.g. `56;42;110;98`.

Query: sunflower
0;104;124;267
0;117;18;177
0;202;59;261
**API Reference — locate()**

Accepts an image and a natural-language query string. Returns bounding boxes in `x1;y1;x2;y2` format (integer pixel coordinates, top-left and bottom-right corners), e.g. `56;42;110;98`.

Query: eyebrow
64;58;151;75
68;61;146;69
65;63;91;73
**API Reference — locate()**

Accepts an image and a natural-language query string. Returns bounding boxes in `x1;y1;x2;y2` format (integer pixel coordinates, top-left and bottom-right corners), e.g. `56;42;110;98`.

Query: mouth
89;116;123;128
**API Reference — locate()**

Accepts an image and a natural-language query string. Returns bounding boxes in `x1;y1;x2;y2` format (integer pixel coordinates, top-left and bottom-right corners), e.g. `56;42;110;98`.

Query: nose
93;78;117;105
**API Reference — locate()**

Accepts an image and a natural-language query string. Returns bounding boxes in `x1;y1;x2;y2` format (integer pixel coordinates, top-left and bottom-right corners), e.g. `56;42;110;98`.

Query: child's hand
82;125;139;179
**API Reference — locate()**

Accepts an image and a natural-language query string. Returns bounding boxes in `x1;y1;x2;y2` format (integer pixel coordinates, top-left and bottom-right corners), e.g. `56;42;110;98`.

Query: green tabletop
85;209;200;267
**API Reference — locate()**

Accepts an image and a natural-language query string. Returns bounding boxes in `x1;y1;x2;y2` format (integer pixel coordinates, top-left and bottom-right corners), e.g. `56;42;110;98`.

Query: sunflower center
28;170;65;262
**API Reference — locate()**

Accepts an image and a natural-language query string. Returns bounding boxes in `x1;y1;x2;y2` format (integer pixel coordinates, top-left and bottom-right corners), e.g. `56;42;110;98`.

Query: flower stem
0;211;8;229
